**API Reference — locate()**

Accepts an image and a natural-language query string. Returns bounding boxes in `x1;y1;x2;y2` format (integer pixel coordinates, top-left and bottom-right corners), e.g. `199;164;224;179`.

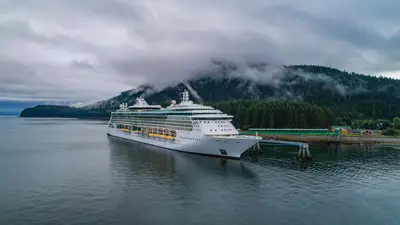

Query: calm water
0;116;400;225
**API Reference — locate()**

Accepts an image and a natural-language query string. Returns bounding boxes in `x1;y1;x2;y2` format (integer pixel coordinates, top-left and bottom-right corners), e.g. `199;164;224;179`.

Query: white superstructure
107;90;262;159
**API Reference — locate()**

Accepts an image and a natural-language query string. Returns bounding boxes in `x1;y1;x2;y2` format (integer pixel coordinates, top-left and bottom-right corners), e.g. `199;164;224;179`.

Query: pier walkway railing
242;128;339;136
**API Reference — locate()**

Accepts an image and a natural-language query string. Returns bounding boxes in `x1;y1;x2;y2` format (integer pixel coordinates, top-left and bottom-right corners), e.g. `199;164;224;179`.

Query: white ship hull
107;127;261;159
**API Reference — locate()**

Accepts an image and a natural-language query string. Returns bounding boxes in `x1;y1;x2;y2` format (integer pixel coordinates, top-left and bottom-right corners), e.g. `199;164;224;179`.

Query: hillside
20;105;110;119
21;63;400;125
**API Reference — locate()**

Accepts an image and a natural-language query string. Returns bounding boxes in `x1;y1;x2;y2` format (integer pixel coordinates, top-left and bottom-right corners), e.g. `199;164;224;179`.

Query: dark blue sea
0;116;399;225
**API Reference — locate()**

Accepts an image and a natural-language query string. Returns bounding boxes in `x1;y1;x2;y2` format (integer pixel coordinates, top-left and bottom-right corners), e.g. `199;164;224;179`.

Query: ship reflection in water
106;137;268;225
107;136;259;183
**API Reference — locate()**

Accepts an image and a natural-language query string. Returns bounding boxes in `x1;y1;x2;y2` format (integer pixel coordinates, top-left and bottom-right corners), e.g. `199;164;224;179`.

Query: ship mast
181;90;190;103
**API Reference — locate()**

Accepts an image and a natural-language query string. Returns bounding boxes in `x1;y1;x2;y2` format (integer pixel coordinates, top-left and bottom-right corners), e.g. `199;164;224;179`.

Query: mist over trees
20;64;400;130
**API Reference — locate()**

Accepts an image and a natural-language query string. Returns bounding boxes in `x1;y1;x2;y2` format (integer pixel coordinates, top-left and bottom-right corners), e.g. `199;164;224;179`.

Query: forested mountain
21;63;400;128
210;100;334;129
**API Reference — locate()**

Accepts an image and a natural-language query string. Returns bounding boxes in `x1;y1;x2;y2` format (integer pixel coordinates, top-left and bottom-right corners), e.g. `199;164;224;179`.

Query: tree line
20;105;110;119
210;98;400;133
209;100;334;129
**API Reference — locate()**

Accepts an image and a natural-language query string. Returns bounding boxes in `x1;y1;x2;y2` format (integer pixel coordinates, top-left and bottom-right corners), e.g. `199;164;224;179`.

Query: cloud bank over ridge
1;0;400;103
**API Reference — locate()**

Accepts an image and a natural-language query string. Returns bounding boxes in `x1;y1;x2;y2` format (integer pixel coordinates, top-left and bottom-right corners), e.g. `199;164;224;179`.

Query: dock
240;128;400;145
247;133;312;162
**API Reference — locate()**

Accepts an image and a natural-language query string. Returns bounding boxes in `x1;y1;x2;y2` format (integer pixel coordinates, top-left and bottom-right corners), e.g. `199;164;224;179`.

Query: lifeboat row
147;133;175;140
120;127;176;141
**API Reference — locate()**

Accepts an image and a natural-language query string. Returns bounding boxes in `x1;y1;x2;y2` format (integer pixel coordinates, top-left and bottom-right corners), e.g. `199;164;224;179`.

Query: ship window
210;129;212;131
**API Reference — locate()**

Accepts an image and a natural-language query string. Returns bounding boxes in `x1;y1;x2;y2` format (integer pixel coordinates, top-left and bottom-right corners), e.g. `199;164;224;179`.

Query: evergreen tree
392;117;400;129
261;107;270;128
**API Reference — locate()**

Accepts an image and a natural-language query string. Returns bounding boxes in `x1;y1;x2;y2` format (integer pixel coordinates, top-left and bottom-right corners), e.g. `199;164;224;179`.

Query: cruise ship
107;90;262;159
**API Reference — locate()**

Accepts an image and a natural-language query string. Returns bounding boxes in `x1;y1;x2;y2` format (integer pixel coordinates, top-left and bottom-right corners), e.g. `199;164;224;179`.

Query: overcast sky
1;0;400;104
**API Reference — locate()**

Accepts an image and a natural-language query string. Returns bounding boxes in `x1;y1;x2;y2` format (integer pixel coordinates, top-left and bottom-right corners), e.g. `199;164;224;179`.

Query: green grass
240;131;337;136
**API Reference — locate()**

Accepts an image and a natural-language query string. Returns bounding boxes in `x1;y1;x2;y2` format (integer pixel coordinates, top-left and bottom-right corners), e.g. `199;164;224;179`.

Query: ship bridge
166;90;214;111
128;97;162;111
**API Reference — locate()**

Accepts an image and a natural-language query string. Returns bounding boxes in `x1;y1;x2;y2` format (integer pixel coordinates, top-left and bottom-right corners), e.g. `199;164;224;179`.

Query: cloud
69;60;96;71
0;0;400;103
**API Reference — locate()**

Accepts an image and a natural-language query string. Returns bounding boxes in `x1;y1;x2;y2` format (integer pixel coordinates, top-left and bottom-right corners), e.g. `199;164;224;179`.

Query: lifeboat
164;135;175;140
120;128;131;133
